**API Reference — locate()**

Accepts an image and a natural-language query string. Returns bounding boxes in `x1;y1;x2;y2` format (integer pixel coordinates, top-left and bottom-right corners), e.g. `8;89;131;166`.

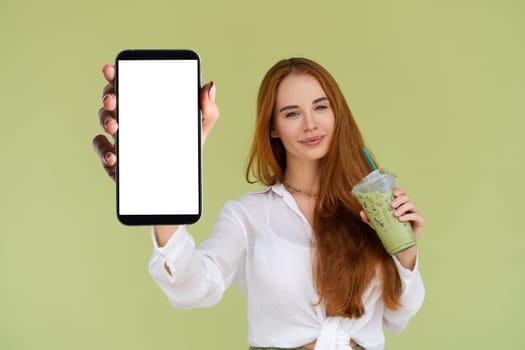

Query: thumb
201;81;219;115
200;81;220;144
360;211;372;227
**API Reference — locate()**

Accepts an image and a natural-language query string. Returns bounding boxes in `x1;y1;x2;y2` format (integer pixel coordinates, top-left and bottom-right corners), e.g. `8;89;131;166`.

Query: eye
314;105;328;112
285;111;300;118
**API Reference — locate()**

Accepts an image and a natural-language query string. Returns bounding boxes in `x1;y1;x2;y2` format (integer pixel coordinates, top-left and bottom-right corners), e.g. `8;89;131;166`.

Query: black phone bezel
115;49;202;226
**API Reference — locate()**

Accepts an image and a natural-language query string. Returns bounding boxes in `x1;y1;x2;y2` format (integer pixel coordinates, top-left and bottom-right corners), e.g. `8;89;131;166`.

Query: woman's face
271;73;335;165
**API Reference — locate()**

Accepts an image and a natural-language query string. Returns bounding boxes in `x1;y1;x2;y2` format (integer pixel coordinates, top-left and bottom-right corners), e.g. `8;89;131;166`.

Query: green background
2;0;523;348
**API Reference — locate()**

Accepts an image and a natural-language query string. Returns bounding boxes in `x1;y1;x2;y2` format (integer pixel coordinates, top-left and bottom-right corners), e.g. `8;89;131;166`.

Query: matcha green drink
351;169;416;255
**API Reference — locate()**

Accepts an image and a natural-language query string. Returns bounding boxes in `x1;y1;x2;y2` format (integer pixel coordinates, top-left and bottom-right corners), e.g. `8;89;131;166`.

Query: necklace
283;181;318;198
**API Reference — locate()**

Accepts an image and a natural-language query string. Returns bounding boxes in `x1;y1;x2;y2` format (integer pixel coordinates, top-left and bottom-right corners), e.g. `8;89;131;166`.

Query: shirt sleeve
148;201;247;309
382;252;425;333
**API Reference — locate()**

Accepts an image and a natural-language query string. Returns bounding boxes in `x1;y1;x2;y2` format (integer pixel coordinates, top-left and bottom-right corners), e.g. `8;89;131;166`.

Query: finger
97;158;116;179
393;202;417;217
100;159;116;181
393;187;406;197
102;64;115;83
102;93;116;112
391;195;410;209
360;210;374;229
101;82;115;100
398;210;425;241
398;212;425;225
98;108;118;136
92;134;116;167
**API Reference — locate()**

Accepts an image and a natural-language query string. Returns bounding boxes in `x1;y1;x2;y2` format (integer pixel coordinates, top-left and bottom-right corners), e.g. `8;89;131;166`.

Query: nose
303;111;318;132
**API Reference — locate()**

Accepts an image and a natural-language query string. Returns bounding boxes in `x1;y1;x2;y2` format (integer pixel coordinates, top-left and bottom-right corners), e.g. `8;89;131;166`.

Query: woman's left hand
360;187;424;269
389;187;425;240
360;187;425;240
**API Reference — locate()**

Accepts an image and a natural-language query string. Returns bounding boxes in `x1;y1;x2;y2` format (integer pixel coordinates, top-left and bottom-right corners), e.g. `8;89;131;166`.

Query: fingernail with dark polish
209;82;216;102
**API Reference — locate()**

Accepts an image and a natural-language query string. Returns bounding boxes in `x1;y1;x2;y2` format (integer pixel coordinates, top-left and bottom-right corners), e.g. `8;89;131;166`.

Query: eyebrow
278;96;329;113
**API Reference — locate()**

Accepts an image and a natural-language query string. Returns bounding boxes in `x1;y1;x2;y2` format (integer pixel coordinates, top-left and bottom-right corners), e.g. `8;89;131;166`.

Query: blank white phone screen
118;59;199;215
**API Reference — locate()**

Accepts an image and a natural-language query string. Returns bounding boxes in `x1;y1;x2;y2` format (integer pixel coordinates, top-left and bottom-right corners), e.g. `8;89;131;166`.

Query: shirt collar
254;182;313;232
270;182;286;196
249;183;286;196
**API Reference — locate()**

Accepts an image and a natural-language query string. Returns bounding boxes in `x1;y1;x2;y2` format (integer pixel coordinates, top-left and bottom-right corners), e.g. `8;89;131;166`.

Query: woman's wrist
394;246;417;271
153;225;179;247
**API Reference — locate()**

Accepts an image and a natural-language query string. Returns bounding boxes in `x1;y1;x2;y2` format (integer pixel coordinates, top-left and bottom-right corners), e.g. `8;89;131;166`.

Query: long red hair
246;58;402;318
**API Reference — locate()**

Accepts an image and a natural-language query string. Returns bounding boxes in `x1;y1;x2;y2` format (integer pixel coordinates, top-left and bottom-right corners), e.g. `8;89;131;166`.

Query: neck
283;158;321;194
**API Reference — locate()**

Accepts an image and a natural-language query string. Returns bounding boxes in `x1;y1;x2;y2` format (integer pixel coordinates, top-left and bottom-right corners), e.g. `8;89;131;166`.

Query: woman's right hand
92;64;220;181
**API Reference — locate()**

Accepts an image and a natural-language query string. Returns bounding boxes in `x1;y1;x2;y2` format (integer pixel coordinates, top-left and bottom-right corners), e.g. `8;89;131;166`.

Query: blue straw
362;147;377;170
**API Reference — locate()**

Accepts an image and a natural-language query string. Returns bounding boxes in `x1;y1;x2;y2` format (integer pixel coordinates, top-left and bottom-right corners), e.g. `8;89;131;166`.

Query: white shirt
148;184;425;350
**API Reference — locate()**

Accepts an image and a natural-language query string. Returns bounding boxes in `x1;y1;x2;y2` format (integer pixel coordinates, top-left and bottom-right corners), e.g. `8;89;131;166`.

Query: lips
300;135;324;146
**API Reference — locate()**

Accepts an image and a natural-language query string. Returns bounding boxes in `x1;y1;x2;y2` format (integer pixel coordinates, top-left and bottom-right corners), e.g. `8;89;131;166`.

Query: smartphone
115;49;201;225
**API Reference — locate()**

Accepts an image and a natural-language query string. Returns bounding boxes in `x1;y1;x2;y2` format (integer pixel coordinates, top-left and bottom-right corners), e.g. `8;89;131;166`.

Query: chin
304;151;330;161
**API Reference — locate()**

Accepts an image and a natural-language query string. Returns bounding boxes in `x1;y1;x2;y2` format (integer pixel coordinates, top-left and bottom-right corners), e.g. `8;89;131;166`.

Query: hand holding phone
92;50;220;226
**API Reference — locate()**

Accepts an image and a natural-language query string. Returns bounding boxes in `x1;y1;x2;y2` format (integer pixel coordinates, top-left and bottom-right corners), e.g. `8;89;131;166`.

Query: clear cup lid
352;168;396;194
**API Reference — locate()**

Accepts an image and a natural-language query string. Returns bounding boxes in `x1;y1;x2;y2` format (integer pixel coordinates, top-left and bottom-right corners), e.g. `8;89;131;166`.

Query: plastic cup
351;169;416;255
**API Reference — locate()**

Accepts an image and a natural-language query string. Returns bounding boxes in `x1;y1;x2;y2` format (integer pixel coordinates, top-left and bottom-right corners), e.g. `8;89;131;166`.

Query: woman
93;57;425;350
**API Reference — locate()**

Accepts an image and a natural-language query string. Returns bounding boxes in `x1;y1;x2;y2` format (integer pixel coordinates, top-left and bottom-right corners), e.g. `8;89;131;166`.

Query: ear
270;129;279;138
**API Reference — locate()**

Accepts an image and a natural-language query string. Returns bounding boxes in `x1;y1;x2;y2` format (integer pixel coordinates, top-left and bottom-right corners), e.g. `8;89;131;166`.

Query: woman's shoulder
230;186;272;206
222;184;283;213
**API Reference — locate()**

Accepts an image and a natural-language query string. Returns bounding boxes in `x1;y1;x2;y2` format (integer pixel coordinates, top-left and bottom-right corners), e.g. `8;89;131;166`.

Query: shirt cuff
392;251;420;280
150;226;196;281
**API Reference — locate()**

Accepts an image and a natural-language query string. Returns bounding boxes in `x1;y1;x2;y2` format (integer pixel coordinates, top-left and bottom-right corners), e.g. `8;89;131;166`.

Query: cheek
273;121;293;140
325;113;336;135
280;125;301;142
